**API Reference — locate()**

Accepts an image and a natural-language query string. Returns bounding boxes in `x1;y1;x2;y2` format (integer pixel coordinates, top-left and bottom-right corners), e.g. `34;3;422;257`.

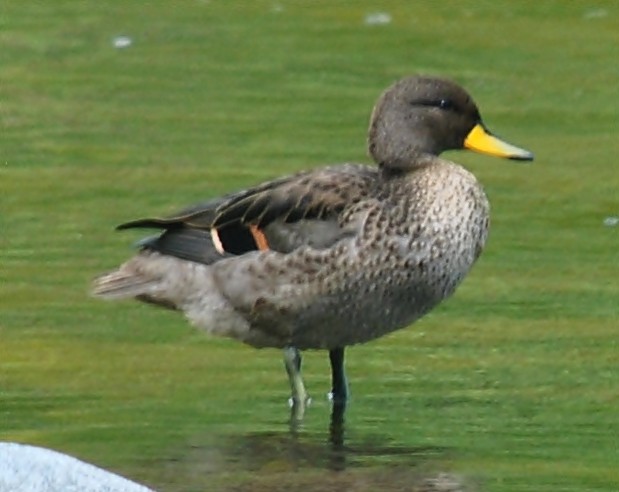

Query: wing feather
213;163;377;229
111;163;378;263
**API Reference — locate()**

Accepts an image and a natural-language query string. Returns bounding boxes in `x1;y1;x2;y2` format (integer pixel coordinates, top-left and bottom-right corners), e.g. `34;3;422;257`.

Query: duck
92;75;533;418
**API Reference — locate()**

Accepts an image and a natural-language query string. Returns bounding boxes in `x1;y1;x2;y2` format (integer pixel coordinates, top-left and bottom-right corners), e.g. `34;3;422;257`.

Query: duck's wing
211;163;376;229
117;163;377;264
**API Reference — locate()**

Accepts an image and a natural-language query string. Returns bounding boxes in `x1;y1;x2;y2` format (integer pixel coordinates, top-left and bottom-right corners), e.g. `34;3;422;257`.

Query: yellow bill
464;123;534;161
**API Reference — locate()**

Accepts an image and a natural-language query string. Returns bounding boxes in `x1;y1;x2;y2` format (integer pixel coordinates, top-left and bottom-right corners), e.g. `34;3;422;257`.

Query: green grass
2;1;618;491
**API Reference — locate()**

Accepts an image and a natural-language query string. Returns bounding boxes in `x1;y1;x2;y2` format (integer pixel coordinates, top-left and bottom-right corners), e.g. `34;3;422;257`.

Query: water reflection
288;400;348;471
158;403;466;491
288;401;448;472
327;401;346;471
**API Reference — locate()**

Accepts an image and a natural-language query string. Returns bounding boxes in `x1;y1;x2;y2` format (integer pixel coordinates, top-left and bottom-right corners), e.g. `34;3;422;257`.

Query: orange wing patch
249;225;269;251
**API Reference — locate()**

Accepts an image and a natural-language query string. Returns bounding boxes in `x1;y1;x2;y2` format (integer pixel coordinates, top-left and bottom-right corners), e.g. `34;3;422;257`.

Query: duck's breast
285;162;490;349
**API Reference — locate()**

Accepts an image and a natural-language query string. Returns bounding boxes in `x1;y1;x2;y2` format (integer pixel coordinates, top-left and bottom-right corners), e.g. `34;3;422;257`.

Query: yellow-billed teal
92;75;533;416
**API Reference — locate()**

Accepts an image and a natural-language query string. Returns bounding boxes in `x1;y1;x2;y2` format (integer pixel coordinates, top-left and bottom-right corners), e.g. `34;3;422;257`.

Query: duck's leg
283;347;309;420
329;347;349;404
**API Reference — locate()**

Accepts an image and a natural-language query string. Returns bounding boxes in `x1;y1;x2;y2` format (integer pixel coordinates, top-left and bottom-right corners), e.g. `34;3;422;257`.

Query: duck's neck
377;152;436;177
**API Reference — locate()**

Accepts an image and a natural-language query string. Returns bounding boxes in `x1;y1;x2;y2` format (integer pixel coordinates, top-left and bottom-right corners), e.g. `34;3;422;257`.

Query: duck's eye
437;99;455;110
411;99;457;111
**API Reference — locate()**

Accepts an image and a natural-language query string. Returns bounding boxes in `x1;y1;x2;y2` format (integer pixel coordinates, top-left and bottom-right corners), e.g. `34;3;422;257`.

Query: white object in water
0;442;154;492
113;36;133;49
603;216;618;227
364;12;392;26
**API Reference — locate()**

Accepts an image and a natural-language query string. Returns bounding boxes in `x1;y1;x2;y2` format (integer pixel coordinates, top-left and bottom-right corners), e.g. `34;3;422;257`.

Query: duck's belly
288;256;467;349
289;287;440;349
239;227;483;350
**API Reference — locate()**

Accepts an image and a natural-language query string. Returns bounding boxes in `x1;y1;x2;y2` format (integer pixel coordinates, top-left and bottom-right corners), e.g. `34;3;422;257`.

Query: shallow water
152;403;466;492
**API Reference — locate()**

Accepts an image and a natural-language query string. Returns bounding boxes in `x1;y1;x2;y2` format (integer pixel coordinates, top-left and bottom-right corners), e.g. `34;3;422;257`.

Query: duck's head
368;76;533;169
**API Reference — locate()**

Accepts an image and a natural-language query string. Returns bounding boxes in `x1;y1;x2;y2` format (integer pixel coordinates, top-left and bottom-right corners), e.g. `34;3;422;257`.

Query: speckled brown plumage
92;75;533;408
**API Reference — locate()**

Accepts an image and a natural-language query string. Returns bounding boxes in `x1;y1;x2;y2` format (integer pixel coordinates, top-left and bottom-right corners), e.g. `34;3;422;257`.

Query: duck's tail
91;251;253;338
91;267;158;300
91;251;186;310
